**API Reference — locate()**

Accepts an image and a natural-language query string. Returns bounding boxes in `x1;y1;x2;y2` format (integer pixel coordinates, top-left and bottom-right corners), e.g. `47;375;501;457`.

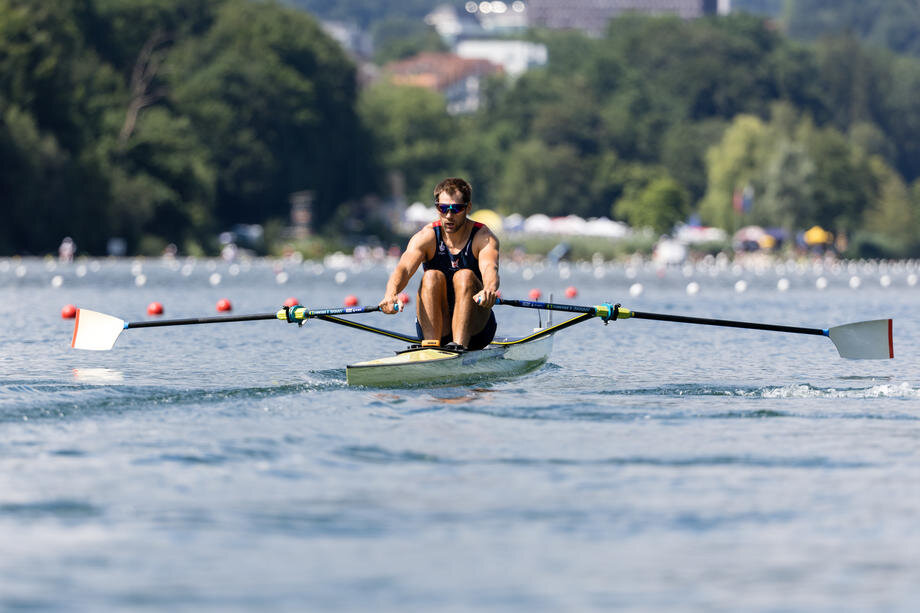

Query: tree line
2;0;920;257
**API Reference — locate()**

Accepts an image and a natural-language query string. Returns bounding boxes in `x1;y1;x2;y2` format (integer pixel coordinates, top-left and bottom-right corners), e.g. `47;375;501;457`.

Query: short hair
433;177;472;204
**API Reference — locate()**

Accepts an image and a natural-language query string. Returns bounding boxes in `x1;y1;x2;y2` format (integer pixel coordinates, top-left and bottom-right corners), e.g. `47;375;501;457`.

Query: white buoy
777;278;790;292
593;267;605;279
522;268;534;281
15;266;26;278
559;266;571;280
209;272;222;286
816;277;828;290
276;271;289;285
181;264;194;277
51;275;63;288
849;276;861;289
134;274;147;287
686;281;700;295
880;274;891;288
228;264;240;276
76;264;87;278
734;280;747;293
334;271;347;284
629;282;643;297
908;273;918;287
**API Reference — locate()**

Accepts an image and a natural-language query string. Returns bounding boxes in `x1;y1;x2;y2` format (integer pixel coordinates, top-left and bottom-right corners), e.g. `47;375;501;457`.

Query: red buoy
216;298;232;312
283;297;299;307
61;304;77;319
528;288;542;300
147;302;164;315
565;286;578;299
344;295;359;307
397;292;410;305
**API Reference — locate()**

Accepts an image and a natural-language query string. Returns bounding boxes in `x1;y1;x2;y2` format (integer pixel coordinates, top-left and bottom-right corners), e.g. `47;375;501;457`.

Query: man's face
436;190;469;235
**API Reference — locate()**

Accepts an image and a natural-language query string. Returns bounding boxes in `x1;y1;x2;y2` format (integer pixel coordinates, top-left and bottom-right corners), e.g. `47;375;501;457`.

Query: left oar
71;305;383;351
496;298;893;360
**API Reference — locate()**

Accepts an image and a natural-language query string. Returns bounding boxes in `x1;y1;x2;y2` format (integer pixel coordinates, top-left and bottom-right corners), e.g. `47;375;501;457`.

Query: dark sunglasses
435;202;469;214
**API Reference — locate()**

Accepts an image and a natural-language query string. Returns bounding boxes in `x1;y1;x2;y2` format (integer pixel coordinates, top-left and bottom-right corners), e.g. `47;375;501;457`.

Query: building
526;0;724;36
384;52;503;114
455;39;547;78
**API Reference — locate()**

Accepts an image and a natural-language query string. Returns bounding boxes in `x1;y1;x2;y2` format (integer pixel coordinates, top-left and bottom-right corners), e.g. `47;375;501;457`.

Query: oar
496;298;893;360
71;304;384;351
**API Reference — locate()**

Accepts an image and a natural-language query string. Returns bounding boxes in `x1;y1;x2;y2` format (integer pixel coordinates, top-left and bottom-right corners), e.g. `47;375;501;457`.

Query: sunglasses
435;203;469;214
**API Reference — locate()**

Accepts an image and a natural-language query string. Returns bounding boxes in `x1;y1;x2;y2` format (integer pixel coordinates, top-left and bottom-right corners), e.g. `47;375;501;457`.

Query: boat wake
0;374;348;423
603;381;920;400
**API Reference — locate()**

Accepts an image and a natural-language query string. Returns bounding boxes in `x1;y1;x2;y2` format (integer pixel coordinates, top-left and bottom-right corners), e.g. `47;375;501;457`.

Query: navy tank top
423;221;484;279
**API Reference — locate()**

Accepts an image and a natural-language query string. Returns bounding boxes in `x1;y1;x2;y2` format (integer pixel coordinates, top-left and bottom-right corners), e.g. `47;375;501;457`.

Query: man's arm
378;228;432;314
473;230;500;309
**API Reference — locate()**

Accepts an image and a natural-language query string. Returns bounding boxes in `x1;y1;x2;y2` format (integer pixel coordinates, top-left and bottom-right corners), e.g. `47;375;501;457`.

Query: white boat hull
345;334;553;387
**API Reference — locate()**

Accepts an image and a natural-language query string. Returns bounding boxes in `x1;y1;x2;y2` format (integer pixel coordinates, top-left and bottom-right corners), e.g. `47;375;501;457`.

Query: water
2;256;919;611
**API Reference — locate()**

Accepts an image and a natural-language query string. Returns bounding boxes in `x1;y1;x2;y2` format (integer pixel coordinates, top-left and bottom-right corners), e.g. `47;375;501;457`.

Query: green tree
358;82;456;203
372;18;445;64
613;174;689;234
167;0;373;229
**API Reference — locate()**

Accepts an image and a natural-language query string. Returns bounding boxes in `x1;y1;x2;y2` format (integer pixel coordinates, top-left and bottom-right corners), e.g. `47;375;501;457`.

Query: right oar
496;298;893;360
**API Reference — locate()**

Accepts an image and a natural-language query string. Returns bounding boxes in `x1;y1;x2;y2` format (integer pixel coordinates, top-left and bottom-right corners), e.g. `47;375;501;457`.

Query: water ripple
335;445;874;469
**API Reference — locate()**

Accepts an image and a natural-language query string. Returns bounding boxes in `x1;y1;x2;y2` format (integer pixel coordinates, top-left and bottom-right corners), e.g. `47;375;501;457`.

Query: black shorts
415;311;497;350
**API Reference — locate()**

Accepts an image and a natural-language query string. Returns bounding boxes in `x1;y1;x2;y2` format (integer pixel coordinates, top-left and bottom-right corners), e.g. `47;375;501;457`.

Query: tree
167;0;373;229
613;174;689;234
358;83;456;203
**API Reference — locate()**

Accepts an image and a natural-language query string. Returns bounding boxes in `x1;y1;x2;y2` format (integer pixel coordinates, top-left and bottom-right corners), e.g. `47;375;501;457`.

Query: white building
455;39;548;78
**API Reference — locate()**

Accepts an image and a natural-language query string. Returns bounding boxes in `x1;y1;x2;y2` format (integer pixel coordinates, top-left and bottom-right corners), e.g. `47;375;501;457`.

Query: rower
378;177;500;352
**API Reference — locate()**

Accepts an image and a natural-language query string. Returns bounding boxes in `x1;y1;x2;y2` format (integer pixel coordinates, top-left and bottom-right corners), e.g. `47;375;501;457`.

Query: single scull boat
70;298;893;387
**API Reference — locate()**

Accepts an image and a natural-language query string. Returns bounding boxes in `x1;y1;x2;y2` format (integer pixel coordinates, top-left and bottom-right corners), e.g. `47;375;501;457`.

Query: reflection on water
72;368;124;383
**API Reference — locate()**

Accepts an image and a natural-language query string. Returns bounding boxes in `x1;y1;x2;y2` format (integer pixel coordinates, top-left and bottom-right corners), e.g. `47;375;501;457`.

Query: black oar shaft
496;298;827;337
629;311;825;336
127;313;277;328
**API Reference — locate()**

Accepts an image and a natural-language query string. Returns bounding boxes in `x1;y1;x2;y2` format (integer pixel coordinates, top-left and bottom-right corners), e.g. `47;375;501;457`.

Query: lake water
1;255;918;611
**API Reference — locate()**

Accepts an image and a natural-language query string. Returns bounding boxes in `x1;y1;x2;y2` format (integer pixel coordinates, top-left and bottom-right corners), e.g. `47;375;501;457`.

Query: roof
384;52;503;92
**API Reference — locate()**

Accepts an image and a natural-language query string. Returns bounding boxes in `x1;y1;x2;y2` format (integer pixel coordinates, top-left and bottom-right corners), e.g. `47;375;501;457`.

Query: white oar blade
71;309;126;351
828;319;893;359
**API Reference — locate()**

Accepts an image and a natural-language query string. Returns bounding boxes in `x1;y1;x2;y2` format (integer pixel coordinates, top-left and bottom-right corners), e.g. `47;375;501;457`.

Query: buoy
216;298;232;312
397;292;410;305
344;295;359;307
61;304;77;319
283;297;299;307
565;286;578;299
528;288;542;300
147;302;164;315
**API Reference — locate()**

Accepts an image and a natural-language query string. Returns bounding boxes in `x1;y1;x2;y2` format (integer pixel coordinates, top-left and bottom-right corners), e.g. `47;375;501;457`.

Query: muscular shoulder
472;223;499;254
406;224;437;258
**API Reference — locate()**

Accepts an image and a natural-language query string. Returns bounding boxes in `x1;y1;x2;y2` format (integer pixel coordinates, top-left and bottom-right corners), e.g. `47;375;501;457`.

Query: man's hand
473;288;498;309
378;294;401;314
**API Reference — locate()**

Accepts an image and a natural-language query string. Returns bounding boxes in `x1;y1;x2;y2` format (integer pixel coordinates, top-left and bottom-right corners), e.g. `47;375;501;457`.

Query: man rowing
378;177;499;352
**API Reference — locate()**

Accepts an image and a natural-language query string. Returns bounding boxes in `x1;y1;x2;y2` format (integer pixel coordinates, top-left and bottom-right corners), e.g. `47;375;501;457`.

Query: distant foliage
786;0;920;58
0;0;371;254
4;3;920;256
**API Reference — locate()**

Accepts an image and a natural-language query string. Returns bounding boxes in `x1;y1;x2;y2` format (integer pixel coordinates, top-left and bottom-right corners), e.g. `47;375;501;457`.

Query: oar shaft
629;311;826;336
126;305;383;329
127;313;277;328
496;298;826;336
